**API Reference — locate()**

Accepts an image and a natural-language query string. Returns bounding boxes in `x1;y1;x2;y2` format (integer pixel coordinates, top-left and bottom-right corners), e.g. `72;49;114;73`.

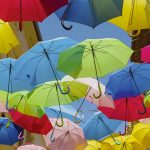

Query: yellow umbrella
84;140;101;150
109;0;150;36
102;134;145;150
132;123;150;148
0;20;19;54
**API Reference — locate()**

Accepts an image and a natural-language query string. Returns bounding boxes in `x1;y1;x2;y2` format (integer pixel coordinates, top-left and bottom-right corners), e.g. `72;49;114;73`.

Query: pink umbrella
17;144;46;150
47;118;87;150
141;45;150;63
0;102;7;113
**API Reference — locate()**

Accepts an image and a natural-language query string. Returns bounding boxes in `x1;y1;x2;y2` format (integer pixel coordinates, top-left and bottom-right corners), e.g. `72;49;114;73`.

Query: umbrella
17;144;46;150
27;79;88;126
47;118;87;150
0;58;32;110
83;112;124;143
0;0;68;30
84;140;102;150
61;76;114;123
106;63;150;113
99;96;150;134
102;134;145;150
0;20;19;54
0;117;23;145
9;109;53;135
109;0;150;37
4;91;45;118
58;38;132;98
55;0;123;30
45;105;83;122
132;123;150;148
14;37;77;92
141;44;150;63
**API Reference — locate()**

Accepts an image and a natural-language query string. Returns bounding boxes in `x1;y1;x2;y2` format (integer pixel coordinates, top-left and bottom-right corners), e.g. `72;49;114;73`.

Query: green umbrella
0;91;45;118
27;80;88;126
58;38;133;98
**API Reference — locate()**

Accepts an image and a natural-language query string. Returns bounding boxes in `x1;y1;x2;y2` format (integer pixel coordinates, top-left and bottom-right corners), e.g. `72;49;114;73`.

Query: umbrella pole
90;43;102;99
55;84;64;127
73;87;91;123
119;98;128;135
60;1;74;30
129;67;147;114
98;115;121;145
6;62;13;111
43;48;70;94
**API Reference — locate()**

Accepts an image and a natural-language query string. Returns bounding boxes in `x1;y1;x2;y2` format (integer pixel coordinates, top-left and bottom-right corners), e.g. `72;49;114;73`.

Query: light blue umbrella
14;37;77;93
0;58;32;110
0;58;32;92
55;0;123;29
0;117;23;145
83;112;124;144
106;63;150;114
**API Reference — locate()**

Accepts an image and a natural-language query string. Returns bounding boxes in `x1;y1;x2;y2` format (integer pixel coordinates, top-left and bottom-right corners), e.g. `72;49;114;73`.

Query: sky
38;14;131;46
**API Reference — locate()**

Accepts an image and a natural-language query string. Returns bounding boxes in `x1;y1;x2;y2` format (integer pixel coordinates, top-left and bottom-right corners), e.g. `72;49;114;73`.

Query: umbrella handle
138;102;147;114
73;110;84;124
5;120;11;128
93;83;102;99
57;84;70;94
119;126;127;136
61;20;73;30
18;132;24;140
128;30;141;37
50;132;55;142
56;116;64;127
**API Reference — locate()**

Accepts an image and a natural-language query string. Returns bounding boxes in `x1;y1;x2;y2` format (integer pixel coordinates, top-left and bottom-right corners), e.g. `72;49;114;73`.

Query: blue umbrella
14;37;77;93
0;118;23;145
45;105;83;122
55;0;123;29
0;58;32;110
105;63;150;113
83;112;124;143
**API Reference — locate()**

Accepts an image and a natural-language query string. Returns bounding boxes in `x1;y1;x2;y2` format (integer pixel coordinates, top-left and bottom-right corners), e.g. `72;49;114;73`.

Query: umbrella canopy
83;112;124;141
27;80;88;107
102;134;145;150
0;117;23;145
17;144;46;150
0;58;32;92
45;105;83;122
5;91;45;118
55;0;123;29
141;44;150;63
99;96;150;122
106;63;150;107
0;102;7;113
0;20;19;54
109;0;150;36
14;37;77;87
132;123;150;148
9;110;53;135
0;0;68;30
58;38;132;78
84;140;102;150
48;118;87;150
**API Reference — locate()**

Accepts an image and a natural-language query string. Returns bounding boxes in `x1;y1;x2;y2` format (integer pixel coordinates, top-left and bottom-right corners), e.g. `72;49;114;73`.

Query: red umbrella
98;96;150;135
0;0;68;30
9;109;53;135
